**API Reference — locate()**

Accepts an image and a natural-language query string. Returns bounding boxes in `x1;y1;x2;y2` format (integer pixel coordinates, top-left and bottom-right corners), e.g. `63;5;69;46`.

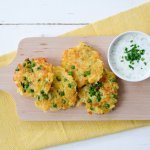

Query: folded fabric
0;2;150;149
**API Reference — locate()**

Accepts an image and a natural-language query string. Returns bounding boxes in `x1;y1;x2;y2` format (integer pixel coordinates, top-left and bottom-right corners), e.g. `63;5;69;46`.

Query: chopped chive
96;91;101;102
23;76;27;80
90;107;94;111
71;65;75;69
144;62;147;65
15;67;19;71
110;78;117;82
31;62;36;67
40;90;44;94
37;65;42;70
40;90;49;99
68;83;72;88
129;65;134;70
130;40;133;43
43;94;49;99
56;76;61;81
23;63;26;67
68;71;73;76
53;103;57;108
59;91;65;96
24;82;30;90
84;71;91;77
64;78;67;82
62;99;66;104
29;89;34;93
104;103;110;109
87;98;92;103
111;94;118;99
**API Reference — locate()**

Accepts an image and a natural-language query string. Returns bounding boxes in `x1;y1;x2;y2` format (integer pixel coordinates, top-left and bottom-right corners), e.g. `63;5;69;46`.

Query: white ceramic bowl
108;31;150;82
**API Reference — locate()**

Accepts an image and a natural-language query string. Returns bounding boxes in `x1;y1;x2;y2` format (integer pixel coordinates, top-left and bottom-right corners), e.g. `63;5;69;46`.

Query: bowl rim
107;31;150;82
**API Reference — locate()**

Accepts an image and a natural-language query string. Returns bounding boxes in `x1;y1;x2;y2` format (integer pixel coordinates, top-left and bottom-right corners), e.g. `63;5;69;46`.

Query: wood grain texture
0;36;150;121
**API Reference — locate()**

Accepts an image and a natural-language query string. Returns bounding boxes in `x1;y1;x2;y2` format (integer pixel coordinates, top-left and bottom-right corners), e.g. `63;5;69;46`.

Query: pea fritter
78;69;119;114
61;42;104;88
13;58;53;98
35;66;77;111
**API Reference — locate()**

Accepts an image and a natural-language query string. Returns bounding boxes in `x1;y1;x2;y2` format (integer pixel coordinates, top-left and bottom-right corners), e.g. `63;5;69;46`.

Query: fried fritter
35;66;77;111
61;42;104;88
78;69;119;114
13;58;53;98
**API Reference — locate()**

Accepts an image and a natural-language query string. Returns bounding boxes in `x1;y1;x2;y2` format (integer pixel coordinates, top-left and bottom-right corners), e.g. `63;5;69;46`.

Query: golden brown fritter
61;42;104;88
35;66;77;111
13;58;53;98
78;69;119;114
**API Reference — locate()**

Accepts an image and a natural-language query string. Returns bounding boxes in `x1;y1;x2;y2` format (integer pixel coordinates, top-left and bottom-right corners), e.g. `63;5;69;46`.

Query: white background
0;0;150;149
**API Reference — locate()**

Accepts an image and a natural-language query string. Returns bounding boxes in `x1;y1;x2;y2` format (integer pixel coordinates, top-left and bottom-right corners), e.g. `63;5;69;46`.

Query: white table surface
0;0;150;149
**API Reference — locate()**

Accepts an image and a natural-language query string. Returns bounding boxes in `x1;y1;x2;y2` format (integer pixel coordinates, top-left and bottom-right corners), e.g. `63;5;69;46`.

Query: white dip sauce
109;32;150;81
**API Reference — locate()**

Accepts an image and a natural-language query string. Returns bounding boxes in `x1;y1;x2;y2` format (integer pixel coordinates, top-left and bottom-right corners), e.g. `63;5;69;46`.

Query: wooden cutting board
0;36;150;121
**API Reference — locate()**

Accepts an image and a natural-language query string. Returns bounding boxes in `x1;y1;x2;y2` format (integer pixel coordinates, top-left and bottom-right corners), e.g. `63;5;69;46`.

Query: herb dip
108;32;150;81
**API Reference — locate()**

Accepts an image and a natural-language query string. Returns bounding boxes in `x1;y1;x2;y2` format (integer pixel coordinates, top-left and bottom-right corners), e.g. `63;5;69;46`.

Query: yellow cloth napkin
0;2;150;149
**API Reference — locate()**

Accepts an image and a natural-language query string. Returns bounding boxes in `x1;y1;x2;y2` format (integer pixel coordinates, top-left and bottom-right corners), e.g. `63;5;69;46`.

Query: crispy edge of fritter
78;69;119;114
61;42;104;88
13;58;54;98
35;66;78;112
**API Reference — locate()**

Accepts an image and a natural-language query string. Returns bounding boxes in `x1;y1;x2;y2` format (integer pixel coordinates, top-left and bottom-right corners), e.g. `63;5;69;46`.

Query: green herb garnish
31;62;36;67
130;40;133;43
68;83;72;88
62;99;66;104
37;65;42;70
40;90;49;99
29;89;34;93
89;82;102;101
121;43;146;69
110;78;117;82
23;63;26;67
111;94;118;99
68;71;73;76
104;103;110;109
56;76;61;81
53;103;57;108
84;71;91;77
87;98;92;103
59;91;65;96
96;91;101;102
129;65;134;70
64;78;68;82
90;107;94;111
71;65;75;69
15;67;19;71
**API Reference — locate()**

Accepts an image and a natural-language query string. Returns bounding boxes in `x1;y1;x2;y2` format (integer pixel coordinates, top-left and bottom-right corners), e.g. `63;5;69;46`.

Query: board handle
0;66;13;92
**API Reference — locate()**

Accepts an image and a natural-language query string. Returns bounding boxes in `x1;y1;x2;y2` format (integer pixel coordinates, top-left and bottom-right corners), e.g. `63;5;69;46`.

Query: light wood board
0;36;150;121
